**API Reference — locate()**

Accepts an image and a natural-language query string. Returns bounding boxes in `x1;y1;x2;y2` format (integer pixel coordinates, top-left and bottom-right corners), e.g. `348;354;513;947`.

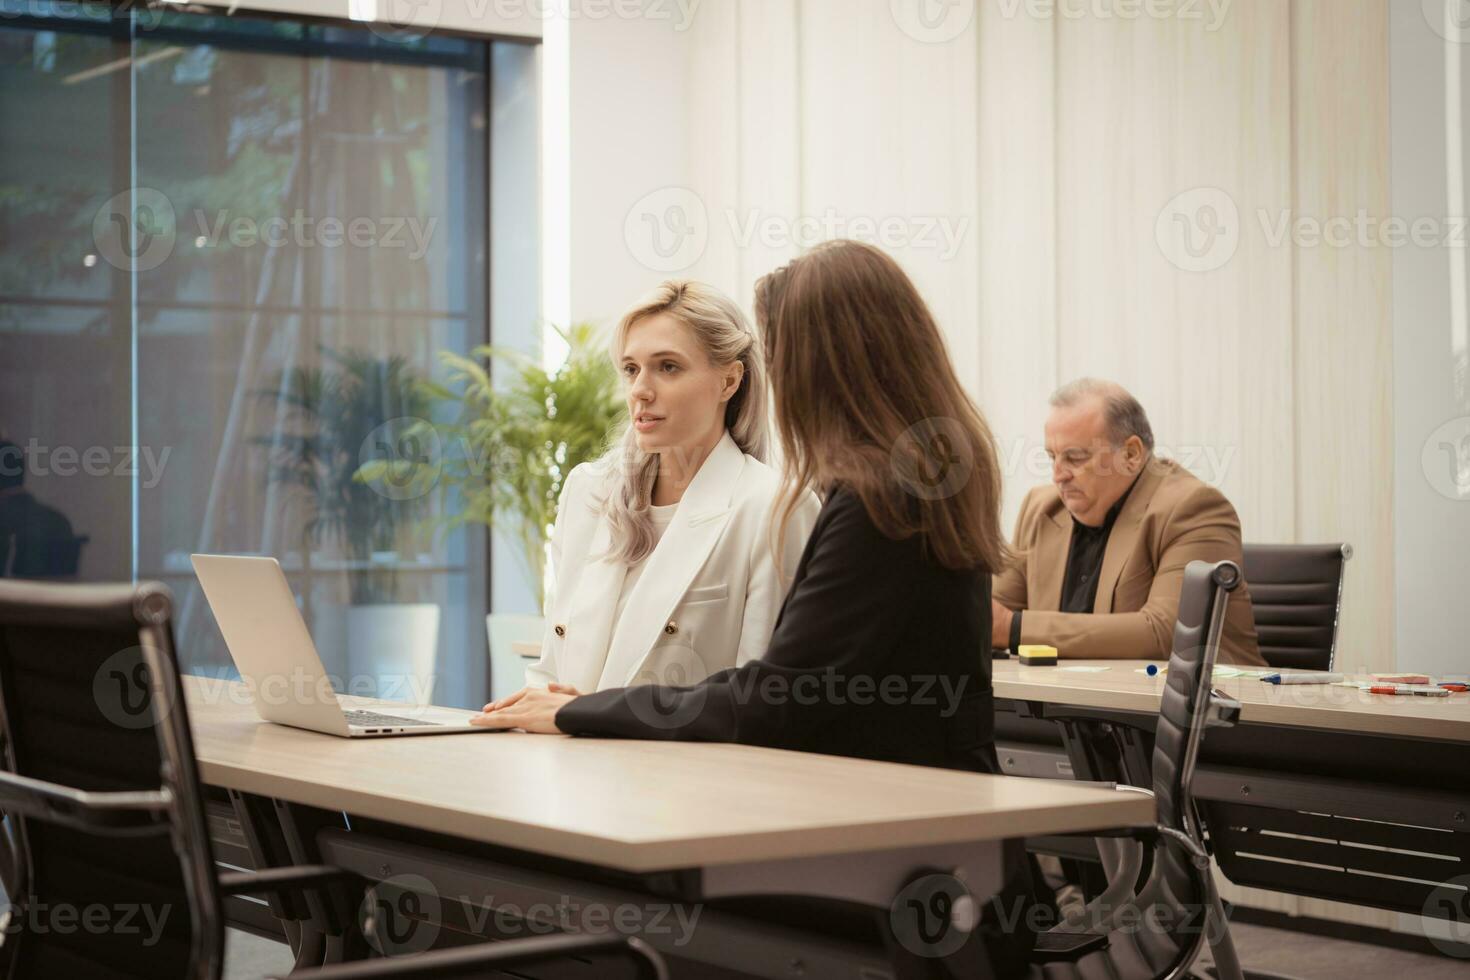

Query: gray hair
1049;378;1155;451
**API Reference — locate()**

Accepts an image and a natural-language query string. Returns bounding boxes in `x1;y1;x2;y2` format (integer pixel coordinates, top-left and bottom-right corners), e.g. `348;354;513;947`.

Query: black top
1058;473;1138;614
556;485;1001;773
556;486;1038;973
0;491;76;578
1008;472;1141;650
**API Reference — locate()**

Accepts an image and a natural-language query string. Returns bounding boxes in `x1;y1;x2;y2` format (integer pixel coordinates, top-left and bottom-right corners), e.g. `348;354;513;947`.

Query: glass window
0;2;540;709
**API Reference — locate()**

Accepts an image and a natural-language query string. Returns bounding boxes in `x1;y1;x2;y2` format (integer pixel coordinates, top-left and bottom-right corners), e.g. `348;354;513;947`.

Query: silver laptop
191;554;495;738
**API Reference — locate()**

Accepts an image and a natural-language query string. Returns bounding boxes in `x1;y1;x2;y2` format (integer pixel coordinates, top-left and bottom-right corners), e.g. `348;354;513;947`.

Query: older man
991;379;1263;666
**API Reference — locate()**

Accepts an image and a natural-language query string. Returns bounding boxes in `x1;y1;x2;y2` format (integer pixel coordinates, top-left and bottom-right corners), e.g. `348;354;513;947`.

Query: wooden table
991;658;1470;742
185;674;1153;977
990;658;1470;946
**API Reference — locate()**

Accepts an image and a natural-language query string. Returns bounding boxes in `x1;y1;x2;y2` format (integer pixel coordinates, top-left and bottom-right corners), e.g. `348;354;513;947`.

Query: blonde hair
599;280;769;565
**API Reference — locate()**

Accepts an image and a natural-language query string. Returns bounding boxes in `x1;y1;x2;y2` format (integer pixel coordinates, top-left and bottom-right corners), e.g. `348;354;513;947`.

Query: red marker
1369;685;1449;697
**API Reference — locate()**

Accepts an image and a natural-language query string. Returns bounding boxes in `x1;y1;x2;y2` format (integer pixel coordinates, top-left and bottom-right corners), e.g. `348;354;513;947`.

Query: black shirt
558;486;1000;772
558;486;1039;975
1008;472;1142;650
0;491;75;578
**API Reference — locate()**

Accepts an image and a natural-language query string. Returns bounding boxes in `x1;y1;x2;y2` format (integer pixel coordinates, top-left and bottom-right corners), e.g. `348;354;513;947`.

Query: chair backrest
1120;560;1240;976
0;580;223;980
1241;543;1349;671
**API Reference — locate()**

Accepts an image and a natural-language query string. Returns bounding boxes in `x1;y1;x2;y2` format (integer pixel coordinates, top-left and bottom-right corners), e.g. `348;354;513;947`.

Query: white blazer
526;431;820;693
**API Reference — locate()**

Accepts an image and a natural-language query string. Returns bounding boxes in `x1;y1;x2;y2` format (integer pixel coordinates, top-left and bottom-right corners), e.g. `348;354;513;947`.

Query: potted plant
258;347;440;701
356;324;623;695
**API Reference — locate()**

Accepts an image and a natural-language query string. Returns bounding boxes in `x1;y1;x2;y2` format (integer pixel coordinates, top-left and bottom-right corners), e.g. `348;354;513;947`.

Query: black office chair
1026;560;1249;980
1240;543;1350;672
0;579;667;980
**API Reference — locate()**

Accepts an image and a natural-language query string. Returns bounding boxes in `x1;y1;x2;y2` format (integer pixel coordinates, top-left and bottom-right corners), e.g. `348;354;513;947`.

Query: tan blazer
993;457;1264;666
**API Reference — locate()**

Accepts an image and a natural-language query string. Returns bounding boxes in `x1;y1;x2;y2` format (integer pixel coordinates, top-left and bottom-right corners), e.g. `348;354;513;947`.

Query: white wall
567;7;691;322
980;0;1393;673
1390;0;1470;680
557;1;1470;934
563;0;1470;677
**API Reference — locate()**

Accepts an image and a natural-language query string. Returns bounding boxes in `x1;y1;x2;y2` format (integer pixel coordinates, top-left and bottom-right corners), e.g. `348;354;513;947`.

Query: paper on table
1059;666;1110;673
1215;667;1275;678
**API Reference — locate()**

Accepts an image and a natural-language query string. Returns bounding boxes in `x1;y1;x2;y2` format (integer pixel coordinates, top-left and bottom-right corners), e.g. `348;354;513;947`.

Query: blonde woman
514;280;819;695
476;241;1035;978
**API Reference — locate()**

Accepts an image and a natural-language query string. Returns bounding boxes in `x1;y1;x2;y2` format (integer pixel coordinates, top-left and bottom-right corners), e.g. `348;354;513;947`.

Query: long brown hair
755;240;1008;573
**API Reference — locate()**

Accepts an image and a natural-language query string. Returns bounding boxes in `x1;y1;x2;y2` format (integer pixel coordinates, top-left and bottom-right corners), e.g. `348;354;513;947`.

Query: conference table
183;675;1154;978
991;659;1470;946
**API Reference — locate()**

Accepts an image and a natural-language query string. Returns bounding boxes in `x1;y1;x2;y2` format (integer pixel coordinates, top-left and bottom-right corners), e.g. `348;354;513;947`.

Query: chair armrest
0;770;171;834
1032;927;1110;963
1206;689;1241;729
1026;785;1156;842
1032;690;1238;735
217;865;361;898
1085;824;1209;870
276;933;666;980
1064;783;1156;837
1066;781;1155;797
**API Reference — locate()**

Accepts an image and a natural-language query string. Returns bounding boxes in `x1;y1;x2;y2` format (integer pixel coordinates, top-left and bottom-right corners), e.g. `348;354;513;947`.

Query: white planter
486;613;545;699
348;603;441;706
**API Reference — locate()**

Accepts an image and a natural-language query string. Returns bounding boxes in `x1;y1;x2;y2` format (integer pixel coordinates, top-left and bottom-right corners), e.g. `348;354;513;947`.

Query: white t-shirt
608;501;679;656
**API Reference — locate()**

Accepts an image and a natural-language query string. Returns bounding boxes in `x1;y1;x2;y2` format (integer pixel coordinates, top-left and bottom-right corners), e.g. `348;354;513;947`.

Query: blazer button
554;624;566;637
664;621;678;635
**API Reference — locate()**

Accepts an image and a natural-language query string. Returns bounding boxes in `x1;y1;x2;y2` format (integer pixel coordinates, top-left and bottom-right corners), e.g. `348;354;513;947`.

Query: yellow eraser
1018;645;1058;666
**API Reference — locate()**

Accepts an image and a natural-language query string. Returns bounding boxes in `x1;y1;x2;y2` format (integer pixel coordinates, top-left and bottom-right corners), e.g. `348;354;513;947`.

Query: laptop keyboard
343;708;443;729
